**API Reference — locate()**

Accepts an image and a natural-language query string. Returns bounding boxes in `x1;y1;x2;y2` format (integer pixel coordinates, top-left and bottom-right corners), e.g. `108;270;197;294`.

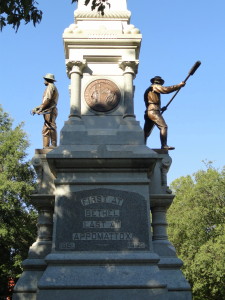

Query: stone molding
63;23;140;35
74;10;131;21
150;194;174;208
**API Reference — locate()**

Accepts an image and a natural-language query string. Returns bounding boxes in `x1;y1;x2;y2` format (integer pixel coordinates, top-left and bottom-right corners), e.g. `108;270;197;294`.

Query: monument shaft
13;1;192;299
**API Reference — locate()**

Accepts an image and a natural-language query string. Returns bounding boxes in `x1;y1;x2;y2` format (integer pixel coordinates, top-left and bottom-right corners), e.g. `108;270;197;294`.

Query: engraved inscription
85;209;120;218
128;238;146;249
84;79;121;112
128;242;146;249
59;242;76;250
81;195;123;206
55;188;150;251
73;232;133;241
83;220;121;229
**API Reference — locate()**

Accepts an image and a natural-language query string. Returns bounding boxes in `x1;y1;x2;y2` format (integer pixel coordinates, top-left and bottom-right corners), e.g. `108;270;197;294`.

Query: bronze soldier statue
144;76;185;150
32;73;59;148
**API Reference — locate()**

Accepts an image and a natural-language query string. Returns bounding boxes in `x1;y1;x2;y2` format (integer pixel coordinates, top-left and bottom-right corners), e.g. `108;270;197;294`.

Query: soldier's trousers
144;110;168;146
42;109;58;147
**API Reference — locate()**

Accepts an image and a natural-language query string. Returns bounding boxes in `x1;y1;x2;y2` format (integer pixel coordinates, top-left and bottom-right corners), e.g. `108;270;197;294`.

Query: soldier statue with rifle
31;73;59;148
144;61;201;150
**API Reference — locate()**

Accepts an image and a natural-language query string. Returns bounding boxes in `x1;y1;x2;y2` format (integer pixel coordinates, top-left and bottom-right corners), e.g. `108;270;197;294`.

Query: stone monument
13;0;192;299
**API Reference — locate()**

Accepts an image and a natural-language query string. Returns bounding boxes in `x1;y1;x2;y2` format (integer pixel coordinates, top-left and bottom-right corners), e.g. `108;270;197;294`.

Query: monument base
12;259;46;300
38;289;168;300
36;252;169;300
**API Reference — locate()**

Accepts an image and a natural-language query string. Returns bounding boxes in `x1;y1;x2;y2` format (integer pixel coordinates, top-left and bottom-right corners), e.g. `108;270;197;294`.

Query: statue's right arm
153;84;182;94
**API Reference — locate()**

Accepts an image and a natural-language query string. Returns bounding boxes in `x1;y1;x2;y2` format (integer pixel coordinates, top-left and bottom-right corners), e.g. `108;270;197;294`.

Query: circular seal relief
84;79;121;112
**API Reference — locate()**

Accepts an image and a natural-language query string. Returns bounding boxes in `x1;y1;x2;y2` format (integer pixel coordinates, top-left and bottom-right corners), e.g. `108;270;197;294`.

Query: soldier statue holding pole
144;61;201;149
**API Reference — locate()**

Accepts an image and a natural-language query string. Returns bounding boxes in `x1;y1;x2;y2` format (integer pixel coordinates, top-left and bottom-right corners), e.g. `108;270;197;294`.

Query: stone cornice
63;23;141;35
74;10;131;21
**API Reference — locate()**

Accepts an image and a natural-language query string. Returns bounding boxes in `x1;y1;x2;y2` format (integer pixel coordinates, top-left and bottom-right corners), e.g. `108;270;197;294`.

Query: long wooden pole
162;60;201;114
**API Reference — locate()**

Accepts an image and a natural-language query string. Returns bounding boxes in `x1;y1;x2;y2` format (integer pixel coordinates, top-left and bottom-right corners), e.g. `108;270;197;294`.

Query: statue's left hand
36;108;42;114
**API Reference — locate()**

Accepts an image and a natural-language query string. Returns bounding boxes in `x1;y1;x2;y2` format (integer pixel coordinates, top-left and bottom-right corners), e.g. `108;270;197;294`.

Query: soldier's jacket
144;84;181;111
40;83;59;112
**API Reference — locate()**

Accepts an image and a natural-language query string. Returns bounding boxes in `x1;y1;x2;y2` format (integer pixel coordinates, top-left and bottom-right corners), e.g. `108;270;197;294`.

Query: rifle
30;105;56;116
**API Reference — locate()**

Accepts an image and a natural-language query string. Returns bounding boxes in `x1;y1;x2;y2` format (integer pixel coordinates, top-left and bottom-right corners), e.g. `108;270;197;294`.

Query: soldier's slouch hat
43;73;56;82
150;76;164;85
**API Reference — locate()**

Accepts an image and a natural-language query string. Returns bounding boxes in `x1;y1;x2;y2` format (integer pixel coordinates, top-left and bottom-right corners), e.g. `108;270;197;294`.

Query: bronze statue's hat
43;73;56;82
150;76;164;85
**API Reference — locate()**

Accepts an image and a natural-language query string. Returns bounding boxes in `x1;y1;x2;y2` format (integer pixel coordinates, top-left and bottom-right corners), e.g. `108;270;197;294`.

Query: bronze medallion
84;79;121;112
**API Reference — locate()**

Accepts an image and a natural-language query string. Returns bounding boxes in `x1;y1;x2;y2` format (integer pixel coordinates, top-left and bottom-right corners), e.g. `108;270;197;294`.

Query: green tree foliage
0;0;109;31
0;106;37;298
0;0;42;31
167;163;225;300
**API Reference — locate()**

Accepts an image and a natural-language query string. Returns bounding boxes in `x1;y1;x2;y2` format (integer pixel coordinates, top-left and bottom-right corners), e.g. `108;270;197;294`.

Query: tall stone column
66;60;86;119
119;61;138;118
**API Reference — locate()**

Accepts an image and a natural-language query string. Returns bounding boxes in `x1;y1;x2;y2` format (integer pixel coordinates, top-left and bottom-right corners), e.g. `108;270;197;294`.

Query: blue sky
0;0;224;183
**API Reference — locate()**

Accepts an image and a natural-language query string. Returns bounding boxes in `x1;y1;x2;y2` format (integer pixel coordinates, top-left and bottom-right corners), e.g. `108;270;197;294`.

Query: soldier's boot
160;128;175;150
50;130;57;148
43;135;50;148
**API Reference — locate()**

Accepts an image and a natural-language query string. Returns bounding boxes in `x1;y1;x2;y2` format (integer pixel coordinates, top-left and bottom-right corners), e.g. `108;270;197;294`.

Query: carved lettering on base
55;188;150;251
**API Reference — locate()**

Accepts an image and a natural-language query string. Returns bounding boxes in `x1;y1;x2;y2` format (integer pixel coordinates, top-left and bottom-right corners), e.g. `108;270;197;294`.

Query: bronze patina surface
84;79;121;112
144;76;185;149
31;73;59;148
